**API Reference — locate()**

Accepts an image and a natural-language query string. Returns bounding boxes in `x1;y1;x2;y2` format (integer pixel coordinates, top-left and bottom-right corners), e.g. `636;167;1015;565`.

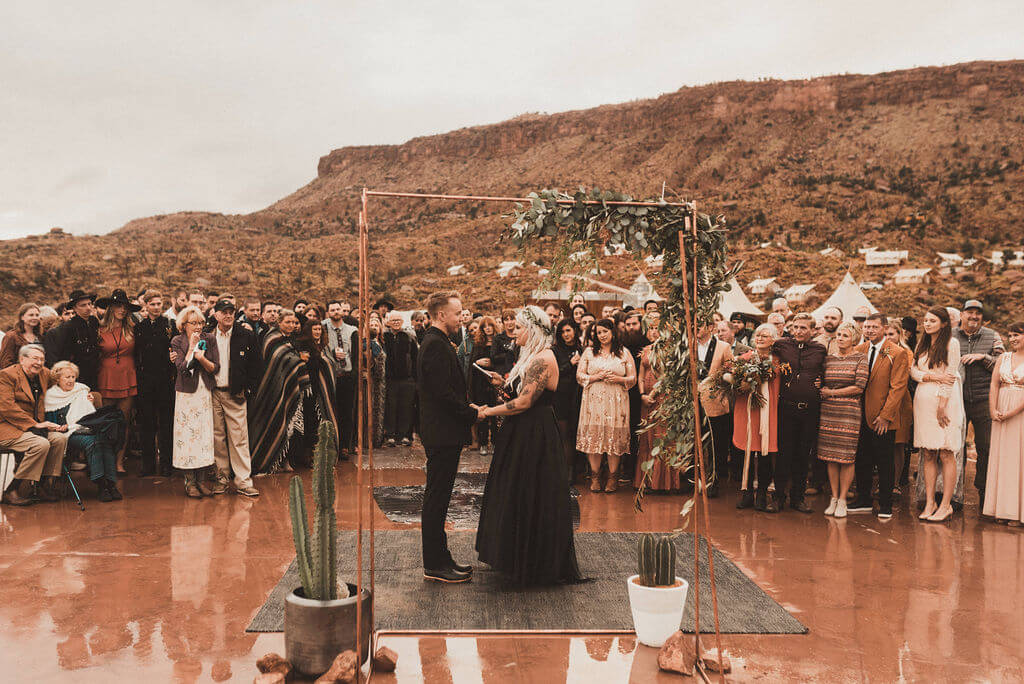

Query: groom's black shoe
424;566;472;583
450;560;473;574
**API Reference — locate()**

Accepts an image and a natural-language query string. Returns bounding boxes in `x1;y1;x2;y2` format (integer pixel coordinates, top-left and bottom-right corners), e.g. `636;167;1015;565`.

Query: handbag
698;377;730;417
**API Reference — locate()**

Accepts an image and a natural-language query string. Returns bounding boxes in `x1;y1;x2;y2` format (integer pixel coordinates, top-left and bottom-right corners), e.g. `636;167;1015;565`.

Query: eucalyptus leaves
505;188;738;508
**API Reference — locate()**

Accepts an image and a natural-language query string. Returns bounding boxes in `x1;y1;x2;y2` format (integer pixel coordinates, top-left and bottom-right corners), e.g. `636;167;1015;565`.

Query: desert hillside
3;60;1024;325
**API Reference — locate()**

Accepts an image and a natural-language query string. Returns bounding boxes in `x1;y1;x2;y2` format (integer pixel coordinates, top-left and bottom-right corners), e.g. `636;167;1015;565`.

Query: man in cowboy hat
44;289;101;389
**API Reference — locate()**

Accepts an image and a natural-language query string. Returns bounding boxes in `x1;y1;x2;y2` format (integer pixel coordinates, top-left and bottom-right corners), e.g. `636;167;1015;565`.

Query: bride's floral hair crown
522;306;553;336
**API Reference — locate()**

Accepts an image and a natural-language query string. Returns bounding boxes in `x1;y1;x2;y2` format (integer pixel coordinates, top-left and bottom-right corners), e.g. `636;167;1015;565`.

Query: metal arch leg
64;465;85;511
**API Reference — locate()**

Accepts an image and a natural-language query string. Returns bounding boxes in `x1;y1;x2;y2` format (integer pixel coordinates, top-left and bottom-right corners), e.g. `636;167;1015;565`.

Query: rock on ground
657;630;695;676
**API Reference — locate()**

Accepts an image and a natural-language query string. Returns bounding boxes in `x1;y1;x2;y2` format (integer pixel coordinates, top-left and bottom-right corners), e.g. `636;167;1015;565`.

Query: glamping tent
812;272;878;320
718;277;765;319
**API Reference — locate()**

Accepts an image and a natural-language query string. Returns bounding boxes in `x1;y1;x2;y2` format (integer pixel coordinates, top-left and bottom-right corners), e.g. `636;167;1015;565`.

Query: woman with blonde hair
95;289;140;473
817;322;870;518
474;305;584;585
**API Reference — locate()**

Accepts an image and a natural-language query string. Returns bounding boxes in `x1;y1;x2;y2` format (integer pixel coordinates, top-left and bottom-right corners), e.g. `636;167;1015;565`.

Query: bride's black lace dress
475;387;584;586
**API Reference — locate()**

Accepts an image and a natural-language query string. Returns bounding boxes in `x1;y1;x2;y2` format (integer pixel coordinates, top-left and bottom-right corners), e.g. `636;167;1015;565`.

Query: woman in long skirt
983;323;1024;525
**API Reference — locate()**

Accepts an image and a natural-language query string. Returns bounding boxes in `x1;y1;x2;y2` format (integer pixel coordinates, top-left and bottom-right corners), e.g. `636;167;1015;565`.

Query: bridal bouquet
709;356;775;409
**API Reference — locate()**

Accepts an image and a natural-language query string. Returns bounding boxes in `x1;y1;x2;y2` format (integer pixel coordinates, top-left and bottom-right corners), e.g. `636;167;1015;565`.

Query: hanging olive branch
504;187;739;511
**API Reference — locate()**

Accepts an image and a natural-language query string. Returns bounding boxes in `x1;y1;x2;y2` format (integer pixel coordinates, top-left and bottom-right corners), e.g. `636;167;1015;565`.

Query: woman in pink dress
983;322;1024;525
732;323;781;512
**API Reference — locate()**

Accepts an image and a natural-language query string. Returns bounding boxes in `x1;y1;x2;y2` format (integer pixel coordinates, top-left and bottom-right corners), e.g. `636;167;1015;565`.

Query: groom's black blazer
417;326;478;449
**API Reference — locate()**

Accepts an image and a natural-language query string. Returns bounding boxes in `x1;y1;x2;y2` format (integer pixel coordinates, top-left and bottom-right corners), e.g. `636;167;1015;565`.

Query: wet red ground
1;449;1022;682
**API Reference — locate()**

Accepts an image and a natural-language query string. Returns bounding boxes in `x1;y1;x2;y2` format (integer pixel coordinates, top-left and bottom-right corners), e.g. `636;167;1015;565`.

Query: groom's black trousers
422;444;462;570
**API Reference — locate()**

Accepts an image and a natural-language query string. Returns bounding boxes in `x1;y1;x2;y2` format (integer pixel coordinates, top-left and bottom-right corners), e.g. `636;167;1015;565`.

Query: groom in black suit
417;291;482;583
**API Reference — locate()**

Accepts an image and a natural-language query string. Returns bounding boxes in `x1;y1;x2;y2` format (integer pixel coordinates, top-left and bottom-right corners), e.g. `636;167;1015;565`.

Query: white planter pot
626;574;689;648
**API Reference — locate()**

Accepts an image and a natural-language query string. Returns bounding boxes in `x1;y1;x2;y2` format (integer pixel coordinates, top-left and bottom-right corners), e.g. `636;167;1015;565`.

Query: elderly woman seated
43;361;123;502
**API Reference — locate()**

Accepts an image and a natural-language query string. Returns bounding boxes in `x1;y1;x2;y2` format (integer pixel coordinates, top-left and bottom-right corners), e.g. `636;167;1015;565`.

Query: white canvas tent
813;272;878;320
718;277;764;319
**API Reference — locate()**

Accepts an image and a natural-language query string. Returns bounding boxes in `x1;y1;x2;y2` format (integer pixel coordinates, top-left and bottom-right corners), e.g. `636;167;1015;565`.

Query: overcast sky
1;1;1021;240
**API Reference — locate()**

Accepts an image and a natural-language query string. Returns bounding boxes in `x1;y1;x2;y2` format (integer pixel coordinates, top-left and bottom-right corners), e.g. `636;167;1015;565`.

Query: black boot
97;480;113;502
106;478;123;501
736;490;754;509
753;490;767;512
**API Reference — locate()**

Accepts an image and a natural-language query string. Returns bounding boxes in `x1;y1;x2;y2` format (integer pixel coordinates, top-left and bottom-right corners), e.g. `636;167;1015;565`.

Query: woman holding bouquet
817;322;870;518
732;323;782;511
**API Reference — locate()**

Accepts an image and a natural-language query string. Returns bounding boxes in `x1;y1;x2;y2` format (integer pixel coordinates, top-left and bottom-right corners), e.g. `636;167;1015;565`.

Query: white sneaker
824;498;838;516
834;499;848;518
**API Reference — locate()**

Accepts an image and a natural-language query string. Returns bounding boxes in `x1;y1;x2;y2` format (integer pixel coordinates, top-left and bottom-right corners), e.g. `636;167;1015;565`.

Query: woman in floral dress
576;318;636;492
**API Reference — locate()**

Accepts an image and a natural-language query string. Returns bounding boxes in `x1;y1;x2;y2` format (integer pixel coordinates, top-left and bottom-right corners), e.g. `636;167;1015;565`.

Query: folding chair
0;449;84;511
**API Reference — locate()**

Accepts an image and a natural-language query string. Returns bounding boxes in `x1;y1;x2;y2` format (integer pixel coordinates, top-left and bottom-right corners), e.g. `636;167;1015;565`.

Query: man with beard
260;301;280;338
955;299;1004;502
772;313;826;513
165;288;188;322
621;310;647;486
45;289;101;389
729;312;753;347
814;306;843;356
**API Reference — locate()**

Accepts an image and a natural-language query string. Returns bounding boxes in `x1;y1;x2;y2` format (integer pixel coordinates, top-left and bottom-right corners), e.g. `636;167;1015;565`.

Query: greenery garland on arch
504;187;739;508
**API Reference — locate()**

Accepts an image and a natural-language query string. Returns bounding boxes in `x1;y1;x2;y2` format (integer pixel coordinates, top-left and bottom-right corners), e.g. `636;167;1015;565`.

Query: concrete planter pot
284;583;372;677
627;574;689;648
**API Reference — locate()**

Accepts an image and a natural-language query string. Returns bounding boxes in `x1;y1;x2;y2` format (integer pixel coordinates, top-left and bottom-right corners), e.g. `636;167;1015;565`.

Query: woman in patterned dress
170;306;219;498
817;322;870;518
576;318;636;493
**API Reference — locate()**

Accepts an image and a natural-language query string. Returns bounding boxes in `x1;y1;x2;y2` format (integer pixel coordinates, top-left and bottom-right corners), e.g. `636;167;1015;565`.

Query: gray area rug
247;531;806;634
371;473;581;530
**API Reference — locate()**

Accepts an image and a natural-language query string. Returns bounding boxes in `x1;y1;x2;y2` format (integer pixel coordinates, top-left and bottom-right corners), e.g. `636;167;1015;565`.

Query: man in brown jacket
0;344;68;506
848;314;909;519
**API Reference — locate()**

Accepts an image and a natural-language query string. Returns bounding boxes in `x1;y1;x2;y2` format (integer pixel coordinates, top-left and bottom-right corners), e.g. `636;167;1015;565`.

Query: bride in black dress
473;305;584;586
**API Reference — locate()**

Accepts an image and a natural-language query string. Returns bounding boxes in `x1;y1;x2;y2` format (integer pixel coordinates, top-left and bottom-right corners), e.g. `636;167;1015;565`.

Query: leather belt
782;399;814;410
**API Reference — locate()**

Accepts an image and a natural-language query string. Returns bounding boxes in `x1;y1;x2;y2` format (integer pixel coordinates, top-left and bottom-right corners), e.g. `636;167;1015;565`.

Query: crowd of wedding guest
1;286;1022;529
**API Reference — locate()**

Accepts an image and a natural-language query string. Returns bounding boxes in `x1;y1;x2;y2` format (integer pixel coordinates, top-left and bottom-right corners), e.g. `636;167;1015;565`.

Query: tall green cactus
654;535;676;586
637;533;677;587
288;421;347;600
637;533;657;586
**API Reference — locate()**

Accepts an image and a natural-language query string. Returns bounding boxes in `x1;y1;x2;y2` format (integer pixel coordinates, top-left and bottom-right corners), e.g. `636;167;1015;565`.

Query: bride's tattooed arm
484;355;551;418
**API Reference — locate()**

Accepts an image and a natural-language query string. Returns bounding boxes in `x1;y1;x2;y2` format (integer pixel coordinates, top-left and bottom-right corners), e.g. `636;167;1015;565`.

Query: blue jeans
70;433;117;482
